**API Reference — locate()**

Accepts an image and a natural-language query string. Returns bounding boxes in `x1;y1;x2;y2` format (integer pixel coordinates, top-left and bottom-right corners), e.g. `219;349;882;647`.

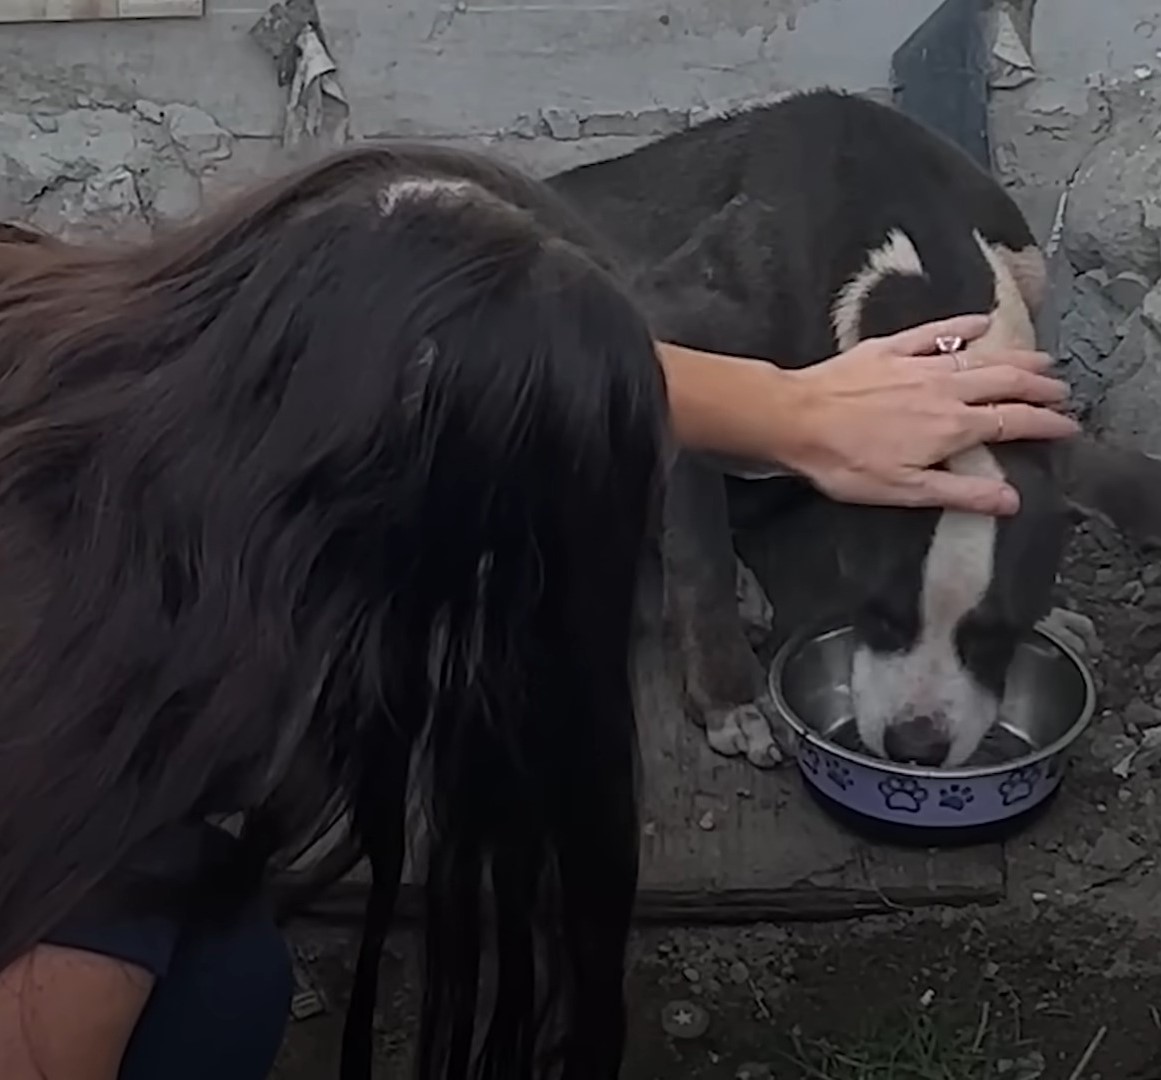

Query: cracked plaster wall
0;0;1158;247
1;0;959;234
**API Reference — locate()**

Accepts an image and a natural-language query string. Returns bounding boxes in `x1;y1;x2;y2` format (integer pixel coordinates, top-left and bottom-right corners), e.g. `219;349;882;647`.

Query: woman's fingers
974;401;1081;443
887;314;992;354
953;364;1071;406
901;468;1023;515
912;347;1056;379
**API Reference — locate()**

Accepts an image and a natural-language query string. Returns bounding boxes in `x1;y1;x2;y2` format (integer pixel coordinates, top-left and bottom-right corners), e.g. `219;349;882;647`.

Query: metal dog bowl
769;623;1096;840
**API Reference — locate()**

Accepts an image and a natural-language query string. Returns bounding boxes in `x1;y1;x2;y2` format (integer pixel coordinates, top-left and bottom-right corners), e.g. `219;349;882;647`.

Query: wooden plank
626;638;1007;921
0;0;200;22
300;636;1006;926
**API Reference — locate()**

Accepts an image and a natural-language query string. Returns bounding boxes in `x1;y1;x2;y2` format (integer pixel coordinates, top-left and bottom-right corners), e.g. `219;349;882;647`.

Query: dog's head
840;232;1067;767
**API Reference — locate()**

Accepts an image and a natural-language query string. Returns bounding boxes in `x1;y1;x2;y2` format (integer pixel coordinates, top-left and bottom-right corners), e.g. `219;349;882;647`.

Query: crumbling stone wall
0;0;955;236
2;0;1161;433
985;2;1161;455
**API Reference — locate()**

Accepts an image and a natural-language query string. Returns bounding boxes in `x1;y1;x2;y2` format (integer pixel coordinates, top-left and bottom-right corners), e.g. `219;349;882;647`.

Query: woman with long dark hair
0;147;1072;1080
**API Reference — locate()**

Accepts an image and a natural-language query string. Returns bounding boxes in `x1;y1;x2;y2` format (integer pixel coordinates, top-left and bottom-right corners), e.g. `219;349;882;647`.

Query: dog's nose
883;716;950;766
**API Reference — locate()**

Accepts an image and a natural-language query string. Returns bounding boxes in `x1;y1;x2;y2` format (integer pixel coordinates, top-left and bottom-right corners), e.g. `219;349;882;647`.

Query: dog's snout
883;716;950;766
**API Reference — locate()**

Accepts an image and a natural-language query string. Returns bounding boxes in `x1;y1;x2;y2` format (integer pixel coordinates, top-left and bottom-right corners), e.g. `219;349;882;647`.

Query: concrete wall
0;0;1159;246
0;0;964;230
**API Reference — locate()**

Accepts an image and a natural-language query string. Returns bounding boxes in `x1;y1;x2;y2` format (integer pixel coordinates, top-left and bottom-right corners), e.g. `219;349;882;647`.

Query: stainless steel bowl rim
768;622;1097;782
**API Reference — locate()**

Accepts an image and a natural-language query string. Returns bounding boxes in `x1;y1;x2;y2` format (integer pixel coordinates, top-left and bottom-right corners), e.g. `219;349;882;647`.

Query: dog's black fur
551;88;1068;767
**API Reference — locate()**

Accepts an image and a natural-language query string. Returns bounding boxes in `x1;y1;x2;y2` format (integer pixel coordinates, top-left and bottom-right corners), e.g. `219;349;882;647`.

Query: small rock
82;167;144;224
1143;281;1161;340
540;108;582;141
1143;564;1161;587
164;102;233;161
1090;730;1135;769
147;160;204;224
697;809;716;831
30;114;59;133
1106;270;1152;312
134;99;165;124
1088;827;1146;873
1114;579;1145;604
683;966;700;983
1125;698;1161;730
735;1064;773;1080
1065;114;1161;280
1031;891;1048;903
728;961;750;984
1114;726;1161;777
1090;319;1161;456
659;999;709;1039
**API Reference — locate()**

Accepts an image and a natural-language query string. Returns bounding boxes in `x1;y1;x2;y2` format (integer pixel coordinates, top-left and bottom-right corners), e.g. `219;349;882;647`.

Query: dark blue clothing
44;827;292;1080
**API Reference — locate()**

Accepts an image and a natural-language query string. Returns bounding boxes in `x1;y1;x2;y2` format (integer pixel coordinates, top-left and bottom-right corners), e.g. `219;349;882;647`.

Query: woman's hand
773;315;1078;514
658;314;1079;516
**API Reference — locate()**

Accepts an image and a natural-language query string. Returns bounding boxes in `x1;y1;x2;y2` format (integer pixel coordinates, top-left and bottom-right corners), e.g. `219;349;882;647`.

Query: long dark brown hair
0;146;666;1078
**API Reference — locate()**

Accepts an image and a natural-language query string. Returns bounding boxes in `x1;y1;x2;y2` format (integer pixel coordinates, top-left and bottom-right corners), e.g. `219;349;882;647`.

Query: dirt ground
276;514;1161;1079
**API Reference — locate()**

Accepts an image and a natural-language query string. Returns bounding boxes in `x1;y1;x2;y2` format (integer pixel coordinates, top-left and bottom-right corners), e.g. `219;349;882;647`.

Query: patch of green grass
778;1002;1044;1080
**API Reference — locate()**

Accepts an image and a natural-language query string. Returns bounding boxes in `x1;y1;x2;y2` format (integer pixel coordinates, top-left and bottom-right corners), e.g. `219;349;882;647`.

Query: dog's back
551;89;1042;363
552;89;1067;768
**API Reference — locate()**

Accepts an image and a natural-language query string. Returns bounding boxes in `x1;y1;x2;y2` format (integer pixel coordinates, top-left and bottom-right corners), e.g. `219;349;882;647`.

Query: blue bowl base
802;776;1061;848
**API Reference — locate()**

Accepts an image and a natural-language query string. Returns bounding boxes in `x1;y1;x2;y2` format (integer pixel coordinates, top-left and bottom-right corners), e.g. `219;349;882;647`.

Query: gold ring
992;404;1005;441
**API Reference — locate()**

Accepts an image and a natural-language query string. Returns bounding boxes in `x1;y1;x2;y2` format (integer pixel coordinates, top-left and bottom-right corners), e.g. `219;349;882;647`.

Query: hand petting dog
660;313;1078;517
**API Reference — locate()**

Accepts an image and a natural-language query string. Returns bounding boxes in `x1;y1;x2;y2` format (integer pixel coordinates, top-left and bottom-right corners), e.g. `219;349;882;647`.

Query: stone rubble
1042;77;1161;451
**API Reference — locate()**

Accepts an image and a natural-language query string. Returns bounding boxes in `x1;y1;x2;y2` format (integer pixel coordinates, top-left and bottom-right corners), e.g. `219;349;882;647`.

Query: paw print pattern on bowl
877;776;929;814
800;744;821;775
998;765;1041;807
937;783;974;812
825;757;852;791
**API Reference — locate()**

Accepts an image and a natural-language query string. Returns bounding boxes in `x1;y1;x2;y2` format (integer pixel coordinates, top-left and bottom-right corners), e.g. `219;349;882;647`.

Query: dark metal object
891;0;991;169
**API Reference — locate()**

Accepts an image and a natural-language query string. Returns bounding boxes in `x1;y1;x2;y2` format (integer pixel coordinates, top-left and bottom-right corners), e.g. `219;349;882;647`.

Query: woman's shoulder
43;820;243;979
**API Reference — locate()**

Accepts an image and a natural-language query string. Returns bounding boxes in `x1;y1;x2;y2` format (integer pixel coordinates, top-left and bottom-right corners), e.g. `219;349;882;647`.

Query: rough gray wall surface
3;0;1161;443
0;0;1156;228
1;0;955;233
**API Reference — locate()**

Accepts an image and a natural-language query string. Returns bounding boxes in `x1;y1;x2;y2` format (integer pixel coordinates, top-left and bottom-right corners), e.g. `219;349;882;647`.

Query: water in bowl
820;714;1036;767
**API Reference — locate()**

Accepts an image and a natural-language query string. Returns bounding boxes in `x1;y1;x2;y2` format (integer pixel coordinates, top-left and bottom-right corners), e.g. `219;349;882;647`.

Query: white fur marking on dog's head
830;228;925;353
849;233;1037;767
853;445;1003;766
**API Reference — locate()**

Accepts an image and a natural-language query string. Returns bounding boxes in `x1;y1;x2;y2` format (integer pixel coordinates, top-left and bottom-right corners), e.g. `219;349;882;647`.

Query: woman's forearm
655;340;807;468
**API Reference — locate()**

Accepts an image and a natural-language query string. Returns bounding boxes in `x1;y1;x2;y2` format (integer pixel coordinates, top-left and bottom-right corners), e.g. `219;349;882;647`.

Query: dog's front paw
1038;607;1099;657
704;700;785;768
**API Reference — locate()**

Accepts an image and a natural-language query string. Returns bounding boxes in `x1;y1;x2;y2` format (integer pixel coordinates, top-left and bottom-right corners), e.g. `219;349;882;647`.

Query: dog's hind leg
663;454;783;768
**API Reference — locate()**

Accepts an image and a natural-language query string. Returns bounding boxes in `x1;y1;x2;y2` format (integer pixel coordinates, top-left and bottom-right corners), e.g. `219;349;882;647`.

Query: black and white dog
551;88;1075;770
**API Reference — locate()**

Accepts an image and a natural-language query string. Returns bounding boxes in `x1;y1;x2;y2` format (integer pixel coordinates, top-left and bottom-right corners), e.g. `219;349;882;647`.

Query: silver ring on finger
934;334;965;356
991;403;1005;441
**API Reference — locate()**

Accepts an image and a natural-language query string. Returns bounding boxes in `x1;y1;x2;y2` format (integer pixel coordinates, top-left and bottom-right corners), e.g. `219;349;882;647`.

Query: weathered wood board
306;637;1006;925
0;0;201;23
625;639;1006;921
